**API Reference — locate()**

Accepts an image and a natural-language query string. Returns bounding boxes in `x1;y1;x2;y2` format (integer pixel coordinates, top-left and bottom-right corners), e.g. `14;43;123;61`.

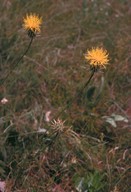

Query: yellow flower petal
23;13;42;33
85;47;109;68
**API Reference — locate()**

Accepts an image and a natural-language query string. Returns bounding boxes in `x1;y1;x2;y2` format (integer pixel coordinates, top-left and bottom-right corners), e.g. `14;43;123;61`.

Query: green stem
1;37;34;85
53;70;95;119
77;69;95;98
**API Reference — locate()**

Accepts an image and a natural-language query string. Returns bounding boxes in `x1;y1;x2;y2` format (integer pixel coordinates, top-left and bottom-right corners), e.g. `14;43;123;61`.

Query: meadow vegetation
0;0;130;191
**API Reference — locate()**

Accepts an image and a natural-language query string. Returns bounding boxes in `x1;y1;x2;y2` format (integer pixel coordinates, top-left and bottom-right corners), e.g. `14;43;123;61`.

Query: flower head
51;119;80;144
85;47;109;69
23;13;42;37
51;119;66;133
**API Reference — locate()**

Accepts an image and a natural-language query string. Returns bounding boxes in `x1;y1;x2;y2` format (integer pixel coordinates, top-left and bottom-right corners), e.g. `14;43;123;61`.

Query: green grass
0;0;130;191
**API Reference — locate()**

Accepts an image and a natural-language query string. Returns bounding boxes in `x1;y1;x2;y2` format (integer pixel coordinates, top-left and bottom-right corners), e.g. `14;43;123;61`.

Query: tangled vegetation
0;0;130;191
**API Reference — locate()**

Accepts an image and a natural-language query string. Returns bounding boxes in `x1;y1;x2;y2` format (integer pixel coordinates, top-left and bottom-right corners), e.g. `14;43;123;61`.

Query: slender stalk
53;69;95;119
76;69;95;98
47;132;59;150
1;37;34;85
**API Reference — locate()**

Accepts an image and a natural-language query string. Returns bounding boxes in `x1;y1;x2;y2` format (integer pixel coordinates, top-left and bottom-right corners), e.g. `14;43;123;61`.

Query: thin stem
53;70;95;119
1;37;34;85
47;132;59;150
77;69;95;98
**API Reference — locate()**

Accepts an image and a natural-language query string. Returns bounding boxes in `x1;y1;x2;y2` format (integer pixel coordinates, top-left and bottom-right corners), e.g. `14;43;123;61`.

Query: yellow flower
85;47;109;68
23;13;42;35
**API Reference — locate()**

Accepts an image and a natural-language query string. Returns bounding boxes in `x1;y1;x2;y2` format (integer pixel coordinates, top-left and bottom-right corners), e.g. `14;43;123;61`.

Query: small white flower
1;98;8;104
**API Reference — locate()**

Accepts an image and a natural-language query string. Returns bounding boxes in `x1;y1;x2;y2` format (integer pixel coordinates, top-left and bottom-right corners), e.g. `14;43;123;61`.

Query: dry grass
0;0;130;191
